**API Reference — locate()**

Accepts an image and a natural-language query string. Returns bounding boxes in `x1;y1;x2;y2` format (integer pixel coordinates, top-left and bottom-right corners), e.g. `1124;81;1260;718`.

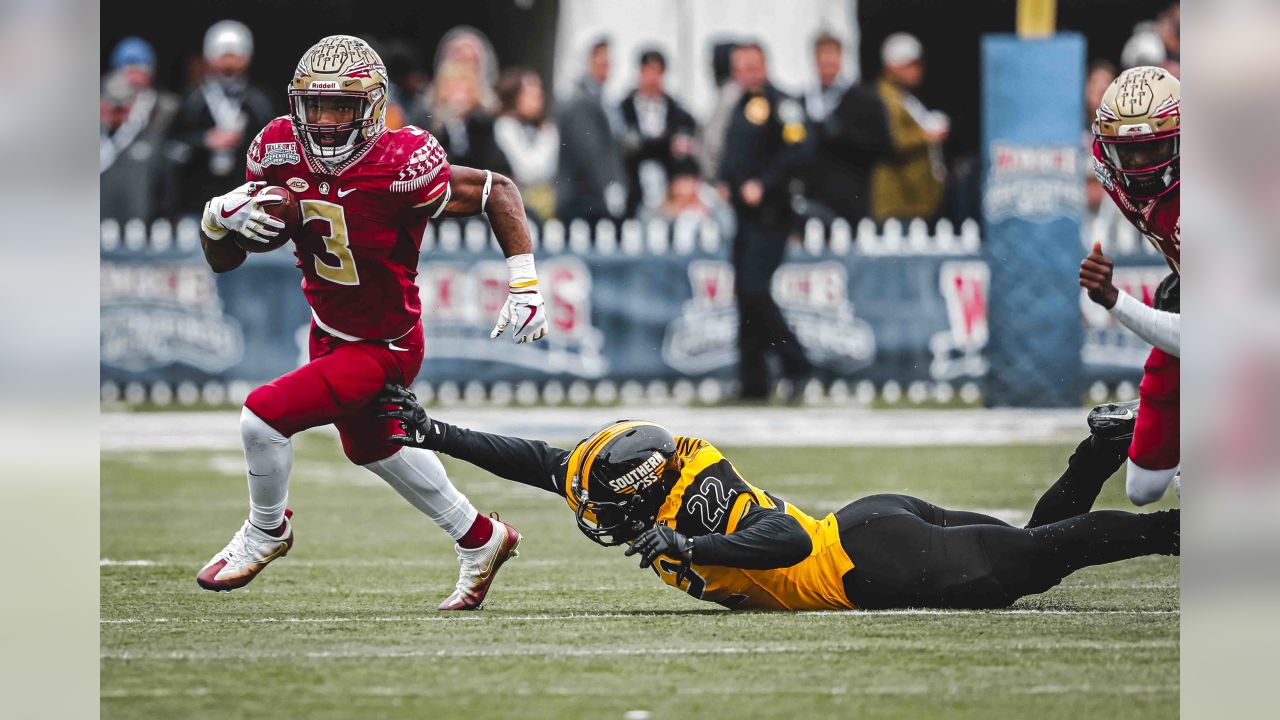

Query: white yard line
102;638;1177;662
101;609;1178;625
102;407;1089;451
102;683;1178;699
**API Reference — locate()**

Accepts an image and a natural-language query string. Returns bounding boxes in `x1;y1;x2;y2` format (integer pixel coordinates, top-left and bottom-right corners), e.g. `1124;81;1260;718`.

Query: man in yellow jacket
872;33;949;222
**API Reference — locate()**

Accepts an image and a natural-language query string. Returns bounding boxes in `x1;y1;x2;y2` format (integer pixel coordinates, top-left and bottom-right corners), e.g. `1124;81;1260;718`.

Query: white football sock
364;447;479;540
240;407;292;530
1125;459;1179;506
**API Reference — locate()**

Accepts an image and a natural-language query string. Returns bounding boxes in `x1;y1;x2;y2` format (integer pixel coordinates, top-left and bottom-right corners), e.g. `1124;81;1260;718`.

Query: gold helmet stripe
564;420;651;511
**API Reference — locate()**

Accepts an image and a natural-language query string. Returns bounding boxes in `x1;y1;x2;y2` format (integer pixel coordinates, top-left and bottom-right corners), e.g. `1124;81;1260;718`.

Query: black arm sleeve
688;505;812;570
428;421;570;497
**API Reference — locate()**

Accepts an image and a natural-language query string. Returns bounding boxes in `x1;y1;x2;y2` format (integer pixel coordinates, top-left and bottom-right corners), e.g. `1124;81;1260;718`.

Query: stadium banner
100;219;1165;402
981;33;1087;407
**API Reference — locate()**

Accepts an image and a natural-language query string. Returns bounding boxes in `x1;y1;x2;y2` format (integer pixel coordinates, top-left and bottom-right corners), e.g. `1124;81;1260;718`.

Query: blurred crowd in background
101;3;1179;236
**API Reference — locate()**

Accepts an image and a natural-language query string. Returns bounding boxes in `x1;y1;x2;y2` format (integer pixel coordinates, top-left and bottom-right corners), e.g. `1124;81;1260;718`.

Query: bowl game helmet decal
289;35;389;164
1093;66;1180;202
565;420;678;546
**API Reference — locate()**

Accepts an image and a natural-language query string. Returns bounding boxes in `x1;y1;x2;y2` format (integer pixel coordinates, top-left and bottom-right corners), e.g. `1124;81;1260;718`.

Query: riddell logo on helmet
606;452;666;493
309;80;339;90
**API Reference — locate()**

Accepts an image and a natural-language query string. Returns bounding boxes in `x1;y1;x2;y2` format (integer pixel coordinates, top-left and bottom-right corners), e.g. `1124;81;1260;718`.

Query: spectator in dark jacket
101;68;179;223
166;20;276;218
555;38;627;222
809;81;891;222
101;37;180;222
618;49;698;217
411;60;510;176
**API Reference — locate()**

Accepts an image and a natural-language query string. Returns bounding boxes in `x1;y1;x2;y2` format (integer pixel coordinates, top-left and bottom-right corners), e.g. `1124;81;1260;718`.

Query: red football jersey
1092;142;1180;274
246;117;450;340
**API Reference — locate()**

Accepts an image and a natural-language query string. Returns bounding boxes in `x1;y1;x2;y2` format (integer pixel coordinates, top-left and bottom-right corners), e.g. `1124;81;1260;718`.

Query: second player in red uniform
195;35;547;609
1079;66;1180;505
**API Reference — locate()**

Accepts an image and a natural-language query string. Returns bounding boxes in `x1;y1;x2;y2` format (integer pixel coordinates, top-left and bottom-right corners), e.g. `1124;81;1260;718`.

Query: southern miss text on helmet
564;421;678;546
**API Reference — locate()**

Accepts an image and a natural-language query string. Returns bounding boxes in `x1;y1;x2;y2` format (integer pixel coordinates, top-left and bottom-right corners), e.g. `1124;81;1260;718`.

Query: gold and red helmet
289;35;388;162
564;420;678;546
1093;65;1180;201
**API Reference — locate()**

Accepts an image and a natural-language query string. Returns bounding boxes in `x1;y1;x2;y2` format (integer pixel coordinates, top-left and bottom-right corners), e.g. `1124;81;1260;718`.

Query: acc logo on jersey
261;142;301;167
286;177;310;193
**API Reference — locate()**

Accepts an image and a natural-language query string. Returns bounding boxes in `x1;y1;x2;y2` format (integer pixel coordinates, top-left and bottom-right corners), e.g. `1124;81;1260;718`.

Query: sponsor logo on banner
663;260;875;374
417;256;607;377
1081;266;1170;368
930;261;990;380
261;142;301;167
984;142;1085;222
100;263;244;373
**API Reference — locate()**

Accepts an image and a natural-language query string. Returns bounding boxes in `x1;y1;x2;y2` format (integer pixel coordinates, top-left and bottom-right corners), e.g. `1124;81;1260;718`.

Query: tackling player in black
378;386;1177;610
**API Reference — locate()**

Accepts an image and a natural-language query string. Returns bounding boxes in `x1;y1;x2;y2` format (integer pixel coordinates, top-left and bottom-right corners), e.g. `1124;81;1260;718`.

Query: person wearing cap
102;37;179;223
871;32;948;222
166;19;276;219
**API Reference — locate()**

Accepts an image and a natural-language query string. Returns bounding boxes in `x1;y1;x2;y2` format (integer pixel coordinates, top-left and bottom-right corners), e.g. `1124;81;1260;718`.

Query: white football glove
490;282;549;344
201;181;285;244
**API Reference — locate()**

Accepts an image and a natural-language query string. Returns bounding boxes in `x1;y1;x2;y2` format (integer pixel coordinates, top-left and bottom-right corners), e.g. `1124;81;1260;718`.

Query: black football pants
838;436;1179;609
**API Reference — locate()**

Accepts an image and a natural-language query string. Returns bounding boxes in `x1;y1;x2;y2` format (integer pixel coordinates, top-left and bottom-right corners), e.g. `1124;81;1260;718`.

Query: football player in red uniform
194;36;547;610
1079;66;1180;505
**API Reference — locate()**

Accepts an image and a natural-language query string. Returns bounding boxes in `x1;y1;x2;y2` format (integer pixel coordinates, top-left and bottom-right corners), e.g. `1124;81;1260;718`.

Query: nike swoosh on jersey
220;199;252;218
337;187;358;197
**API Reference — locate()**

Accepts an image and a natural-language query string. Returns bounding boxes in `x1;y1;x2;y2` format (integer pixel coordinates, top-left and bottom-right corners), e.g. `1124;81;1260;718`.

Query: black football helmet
564;420;678;546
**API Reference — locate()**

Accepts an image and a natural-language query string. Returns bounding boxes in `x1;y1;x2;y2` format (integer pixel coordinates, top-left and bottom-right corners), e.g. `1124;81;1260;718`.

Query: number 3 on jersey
301;199;359;286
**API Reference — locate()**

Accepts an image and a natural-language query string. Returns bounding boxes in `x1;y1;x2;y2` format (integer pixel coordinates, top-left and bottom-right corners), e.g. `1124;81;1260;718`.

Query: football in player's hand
233;185;301;253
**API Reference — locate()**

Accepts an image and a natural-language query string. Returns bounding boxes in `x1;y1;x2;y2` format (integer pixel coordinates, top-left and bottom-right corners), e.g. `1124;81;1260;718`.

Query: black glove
624;525;694;571
375;383;440;449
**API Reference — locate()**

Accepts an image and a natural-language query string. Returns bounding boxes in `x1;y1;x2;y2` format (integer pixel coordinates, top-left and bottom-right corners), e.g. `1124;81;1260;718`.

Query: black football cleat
1088;400;1140;442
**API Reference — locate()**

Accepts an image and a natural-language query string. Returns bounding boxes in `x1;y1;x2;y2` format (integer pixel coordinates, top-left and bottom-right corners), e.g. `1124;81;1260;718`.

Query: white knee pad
240;407;289;450
1126;459;1178;506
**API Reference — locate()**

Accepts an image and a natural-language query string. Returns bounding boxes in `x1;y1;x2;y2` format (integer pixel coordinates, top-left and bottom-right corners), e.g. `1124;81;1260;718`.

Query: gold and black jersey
651;437;855;611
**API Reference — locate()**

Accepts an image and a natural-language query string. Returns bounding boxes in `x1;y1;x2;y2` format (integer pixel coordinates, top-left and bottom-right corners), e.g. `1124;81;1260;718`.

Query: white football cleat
438;515;522;611
197;510;293;591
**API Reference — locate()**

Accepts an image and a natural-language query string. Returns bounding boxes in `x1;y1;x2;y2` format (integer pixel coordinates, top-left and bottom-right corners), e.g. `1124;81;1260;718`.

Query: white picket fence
100;214;1148;408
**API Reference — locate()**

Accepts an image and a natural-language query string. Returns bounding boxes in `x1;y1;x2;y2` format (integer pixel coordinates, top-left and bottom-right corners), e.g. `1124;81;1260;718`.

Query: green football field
101;432;1178;719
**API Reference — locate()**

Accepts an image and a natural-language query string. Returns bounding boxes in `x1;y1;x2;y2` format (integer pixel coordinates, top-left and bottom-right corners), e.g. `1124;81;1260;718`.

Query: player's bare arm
418;165;549;343
1079;240;1119;308
198;181;286;274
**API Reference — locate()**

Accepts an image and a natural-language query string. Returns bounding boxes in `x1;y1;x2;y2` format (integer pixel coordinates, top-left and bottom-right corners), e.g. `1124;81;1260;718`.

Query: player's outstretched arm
376;384;568;496
422;166;549;344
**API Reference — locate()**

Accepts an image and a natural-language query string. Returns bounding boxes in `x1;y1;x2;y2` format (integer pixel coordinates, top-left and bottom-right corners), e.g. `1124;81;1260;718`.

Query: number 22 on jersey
301;199;359;286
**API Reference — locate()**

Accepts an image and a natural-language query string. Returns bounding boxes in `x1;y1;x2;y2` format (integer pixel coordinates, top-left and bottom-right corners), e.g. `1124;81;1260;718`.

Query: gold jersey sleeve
650;439;855;611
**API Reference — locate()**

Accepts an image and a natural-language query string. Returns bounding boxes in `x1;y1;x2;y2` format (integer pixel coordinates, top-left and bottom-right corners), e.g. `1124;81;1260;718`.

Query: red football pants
1129;347;1180;470
244;321;425;465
